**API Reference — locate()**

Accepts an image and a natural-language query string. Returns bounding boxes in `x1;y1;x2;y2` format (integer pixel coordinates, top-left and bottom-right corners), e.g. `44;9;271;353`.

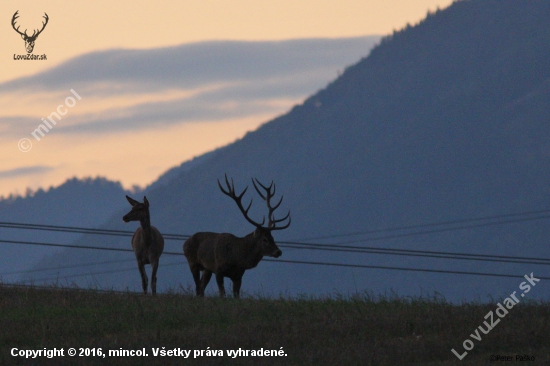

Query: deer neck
139;214;153;245
240;232;264;268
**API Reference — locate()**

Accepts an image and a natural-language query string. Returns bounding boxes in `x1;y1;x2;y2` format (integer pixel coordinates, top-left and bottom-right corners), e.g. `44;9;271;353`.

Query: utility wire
1;238;548;283
327;214;550;245
0;222;189;241
4;220;550;268
2;214;550;263
281;244;550;266
0;239;182;256
295;208;550;241
22;260;184;284
2;208;548;243
4;238;547;279
17;257;550;284
3;238;549;267
1;210;549;282
0;258;137;277
265;259;550;280
279;242;550;263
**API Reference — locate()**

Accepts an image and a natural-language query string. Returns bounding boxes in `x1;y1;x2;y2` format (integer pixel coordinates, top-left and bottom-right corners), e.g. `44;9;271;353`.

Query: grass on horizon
0;283;549;365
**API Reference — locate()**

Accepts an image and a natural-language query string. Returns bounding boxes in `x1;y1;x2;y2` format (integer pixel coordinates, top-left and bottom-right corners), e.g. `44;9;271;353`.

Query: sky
0;0;454;198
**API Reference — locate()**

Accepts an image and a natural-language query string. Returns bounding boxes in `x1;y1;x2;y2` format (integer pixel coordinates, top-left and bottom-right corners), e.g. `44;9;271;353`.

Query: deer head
12;11;49;54
122;195;150;223
218;174;290;258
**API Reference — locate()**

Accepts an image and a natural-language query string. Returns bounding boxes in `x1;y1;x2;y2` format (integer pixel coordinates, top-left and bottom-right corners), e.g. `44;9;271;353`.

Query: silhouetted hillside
27;0;550;301
0;177;130;280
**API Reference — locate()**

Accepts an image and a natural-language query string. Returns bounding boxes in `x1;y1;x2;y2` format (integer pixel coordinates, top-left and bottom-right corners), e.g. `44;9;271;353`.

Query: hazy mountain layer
0;177;130;281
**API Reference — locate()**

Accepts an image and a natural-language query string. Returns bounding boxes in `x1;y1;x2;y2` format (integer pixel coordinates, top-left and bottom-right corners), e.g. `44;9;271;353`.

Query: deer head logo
12;11;49;54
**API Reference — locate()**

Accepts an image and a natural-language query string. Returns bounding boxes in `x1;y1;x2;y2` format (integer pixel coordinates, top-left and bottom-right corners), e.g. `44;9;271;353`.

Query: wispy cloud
1;37;380;138
1;37;380;94
0;166;54;180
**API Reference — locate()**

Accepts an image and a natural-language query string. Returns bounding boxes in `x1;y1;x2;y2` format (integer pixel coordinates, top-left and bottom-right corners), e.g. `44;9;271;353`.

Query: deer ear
20;34;26;40
126;195;139;206
143;196;149;208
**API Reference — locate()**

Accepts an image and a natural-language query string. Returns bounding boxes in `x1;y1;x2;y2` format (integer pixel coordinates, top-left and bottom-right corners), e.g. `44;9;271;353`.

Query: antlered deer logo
12;11;49;54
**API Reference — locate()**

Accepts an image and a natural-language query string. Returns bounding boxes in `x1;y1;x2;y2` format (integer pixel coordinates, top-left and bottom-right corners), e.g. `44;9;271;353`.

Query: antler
218;174;265;228
11;11;26;37
11;11;48;40
32;13;49;39
252;178;291;231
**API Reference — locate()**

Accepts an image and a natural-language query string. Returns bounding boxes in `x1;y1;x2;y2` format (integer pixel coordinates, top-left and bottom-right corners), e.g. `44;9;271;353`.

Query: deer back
184;231;269;273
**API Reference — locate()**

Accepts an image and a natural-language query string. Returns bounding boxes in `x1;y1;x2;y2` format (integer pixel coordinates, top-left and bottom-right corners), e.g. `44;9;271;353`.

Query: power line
0;258;137;277
2;211;549;283
0;222;189;241
1;238;548;283
265;259;550;280
23;260;184;284
4;237;550;267
0;239;135;253
3;237;546;281
279;241;550;263
2;208;548;244
15;257;550;284
327;214;550;246
295;209;550;241
0;239;182;256
2;211;550;279
280;243;550;266
2;215;549;264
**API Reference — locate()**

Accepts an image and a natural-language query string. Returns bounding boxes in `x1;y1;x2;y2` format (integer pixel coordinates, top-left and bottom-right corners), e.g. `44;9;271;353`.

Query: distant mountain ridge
0;177;130;280
15;0;550;301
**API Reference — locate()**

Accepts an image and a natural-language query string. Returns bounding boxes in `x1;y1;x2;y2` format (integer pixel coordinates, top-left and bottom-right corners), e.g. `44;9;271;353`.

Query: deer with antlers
184;175;291;298
123;196;165;295
11;11;49;54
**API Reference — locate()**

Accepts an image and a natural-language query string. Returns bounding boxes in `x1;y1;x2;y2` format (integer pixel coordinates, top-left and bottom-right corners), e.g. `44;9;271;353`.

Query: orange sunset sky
0;0;453;198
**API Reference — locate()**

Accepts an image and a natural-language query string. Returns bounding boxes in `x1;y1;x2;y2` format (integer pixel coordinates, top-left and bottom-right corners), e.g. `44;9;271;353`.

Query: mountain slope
0;177;130;281
28;0;550;301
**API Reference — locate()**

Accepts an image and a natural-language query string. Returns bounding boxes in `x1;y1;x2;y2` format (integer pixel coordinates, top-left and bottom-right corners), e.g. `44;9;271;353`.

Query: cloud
0;116;45;138
1;37;381;136
57;74;333;134
1;37;380;94
58;96;284;134
0;166;54;180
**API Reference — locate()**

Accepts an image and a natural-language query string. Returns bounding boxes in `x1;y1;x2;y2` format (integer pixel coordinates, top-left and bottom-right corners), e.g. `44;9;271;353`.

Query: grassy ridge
0;284;549;365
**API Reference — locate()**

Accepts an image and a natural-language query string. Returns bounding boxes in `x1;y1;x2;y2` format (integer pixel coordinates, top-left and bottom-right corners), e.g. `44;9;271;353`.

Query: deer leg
190;265;202;296
215;273;226;298
151;260;159;296
137;262;148;294
200;270;213;297
232;276;243;299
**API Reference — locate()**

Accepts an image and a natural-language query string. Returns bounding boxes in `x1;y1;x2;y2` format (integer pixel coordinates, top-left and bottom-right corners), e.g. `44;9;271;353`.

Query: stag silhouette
12;11;49;53
184;175;291;298
123;196;164;295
